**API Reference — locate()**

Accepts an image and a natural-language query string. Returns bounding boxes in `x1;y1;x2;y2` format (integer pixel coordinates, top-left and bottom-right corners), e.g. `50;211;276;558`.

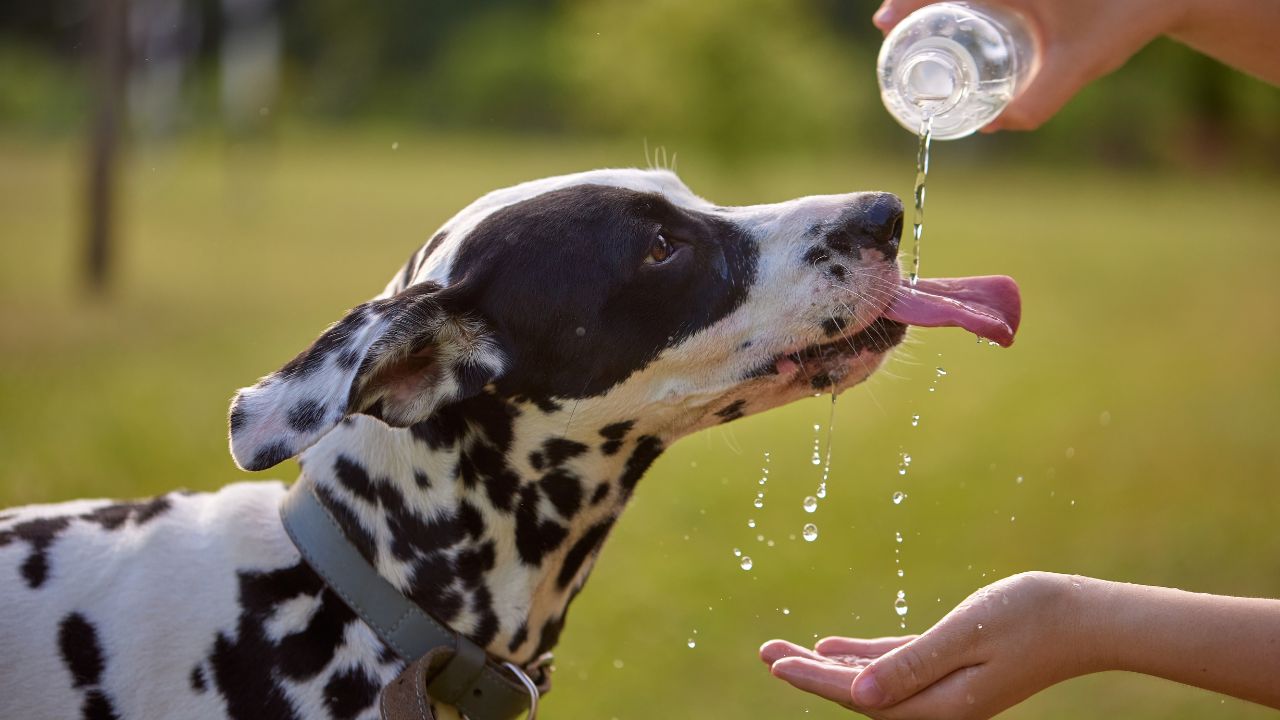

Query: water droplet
740;556;753;571
613;659;624;669
802;523;818;542
756;534;765;542
976;623;983;630
928;387;936;393
1010;515;1016;522
892;491;907;505
753;498;764;509
910;414;920;427
747;519;756;528
687;639;696;648
897;568;904;577
758;477;767;485
935;367;947;376
767;539;775;547
781;607;791;615
733;548;741;557
816;483;827;499
895;531;903;544
897;467;908;476
894;591;909;617
575;326;586;337
1070;500;1076;506
391;141;399;150
1015;475;1024;484
802;496;818;513
902;453;912;465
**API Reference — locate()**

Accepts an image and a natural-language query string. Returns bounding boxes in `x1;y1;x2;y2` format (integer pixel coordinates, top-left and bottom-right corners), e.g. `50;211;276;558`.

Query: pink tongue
884;276;1022;347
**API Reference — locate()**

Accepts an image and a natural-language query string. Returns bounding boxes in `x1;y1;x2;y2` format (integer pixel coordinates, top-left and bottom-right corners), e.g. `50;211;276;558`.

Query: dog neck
294;390;667;666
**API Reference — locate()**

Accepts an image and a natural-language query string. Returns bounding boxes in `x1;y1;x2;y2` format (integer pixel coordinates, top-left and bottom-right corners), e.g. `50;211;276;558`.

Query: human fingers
760;639;832;666
873;0;944;33
769;656;861;710
845;623;983;710
816;635;918;660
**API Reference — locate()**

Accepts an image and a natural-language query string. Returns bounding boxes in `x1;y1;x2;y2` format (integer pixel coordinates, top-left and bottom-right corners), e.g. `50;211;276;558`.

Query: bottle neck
898;39;973;118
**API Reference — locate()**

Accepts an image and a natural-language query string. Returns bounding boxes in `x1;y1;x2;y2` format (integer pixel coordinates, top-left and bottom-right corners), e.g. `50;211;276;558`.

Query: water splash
892;491;907;505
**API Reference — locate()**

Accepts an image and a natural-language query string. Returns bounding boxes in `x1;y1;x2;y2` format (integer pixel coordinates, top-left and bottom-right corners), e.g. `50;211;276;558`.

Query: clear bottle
877;2;1037;140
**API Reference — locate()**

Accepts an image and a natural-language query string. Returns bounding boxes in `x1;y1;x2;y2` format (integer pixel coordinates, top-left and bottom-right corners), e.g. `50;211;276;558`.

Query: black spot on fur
0;515;70;588
278;304;370;381
323;667;381;720
540;469;583;519
600;439;623;456
469;585;500;647
276;590;356;680
333;456;377;503
619;435;664;497
598;421;634;441
458;501;485;540
557;519;614;589
803;246;830;265
714;399;746;423
287;399;327;433
828;263;847;280
82;691;121;720
590;482;611;505
528;451;545;471
542;437;588;466
205;563;325;720
455;542;497;586
508;623;529;653
535;614;566;658
315;484;377;564
249;442;294;472
190;664;207;693
821;316;849;337
514;485;568;566
533;397;562;414
229;404;247;434
59;613;105;688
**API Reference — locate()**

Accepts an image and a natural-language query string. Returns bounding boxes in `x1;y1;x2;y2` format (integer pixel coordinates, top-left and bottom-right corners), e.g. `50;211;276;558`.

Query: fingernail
852;671;886;707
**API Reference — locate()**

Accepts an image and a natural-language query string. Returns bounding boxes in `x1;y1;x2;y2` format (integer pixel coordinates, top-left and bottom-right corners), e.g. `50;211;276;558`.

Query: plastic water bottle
877;2;1036;140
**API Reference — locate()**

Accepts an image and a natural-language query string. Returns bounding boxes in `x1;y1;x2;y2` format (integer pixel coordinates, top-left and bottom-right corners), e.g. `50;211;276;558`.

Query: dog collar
279;476;544;719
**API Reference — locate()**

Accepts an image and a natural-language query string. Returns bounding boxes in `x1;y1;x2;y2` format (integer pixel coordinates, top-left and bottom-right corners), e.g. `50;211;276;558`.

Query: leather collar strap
280;477;536;719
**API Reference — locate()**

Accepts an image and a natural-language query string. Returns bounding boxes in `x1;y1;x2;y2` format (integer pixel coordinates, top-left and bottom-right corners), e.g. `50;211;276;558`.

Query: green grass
2;130;1278;719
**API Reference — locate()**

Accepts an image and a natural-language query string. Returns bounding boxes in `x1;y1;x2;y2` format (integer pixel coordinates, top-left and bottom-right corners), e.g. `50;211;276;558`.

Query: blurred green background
1;1;1278;718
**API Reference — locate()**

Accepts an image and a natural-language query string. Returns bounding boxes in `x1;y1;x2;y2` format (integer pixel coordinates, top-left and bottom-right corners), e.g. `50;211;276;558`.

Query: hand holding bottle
875;0;1280;133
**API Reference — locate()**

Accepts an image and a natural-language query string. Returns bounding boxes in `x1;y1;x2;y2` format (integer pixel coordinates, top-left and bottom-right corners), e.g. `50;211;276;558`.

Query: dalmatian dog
0;169;1019;720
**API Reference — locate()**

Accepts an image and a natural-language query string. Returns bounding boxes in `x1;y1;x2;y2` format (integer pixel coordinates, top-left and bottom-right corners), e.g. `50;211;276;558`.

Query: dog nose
860;192;904;259
820;192;903;262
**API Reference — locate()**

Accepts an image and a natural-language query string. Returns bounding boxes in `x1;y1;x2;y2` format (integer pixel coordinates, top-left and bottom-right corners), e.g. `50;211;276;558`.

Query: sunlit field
1;131;1277;718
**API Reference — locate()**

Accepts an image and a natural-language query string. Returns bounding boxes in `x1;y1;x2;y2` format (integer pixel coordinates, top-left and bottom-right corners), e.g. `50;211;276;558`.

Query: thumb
847;629;972;710
873;0;942;33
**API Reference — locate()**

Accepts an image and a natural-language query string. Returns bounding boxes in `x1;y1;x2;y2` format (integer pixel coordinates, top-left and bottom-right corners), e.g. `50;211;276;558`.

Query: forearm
1168;0;1280;85
1078;576;1280;708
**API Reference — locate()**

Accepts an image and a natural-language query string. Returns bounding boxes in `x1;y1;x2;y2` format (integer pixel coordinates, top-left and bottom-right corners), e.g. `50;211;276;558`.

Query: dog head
228;169;927;471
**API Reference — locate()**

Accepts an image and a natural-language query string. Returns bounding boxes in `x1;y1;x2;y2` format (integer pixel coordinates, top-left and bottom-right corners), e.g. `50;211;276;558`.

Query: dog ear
227;283;506;472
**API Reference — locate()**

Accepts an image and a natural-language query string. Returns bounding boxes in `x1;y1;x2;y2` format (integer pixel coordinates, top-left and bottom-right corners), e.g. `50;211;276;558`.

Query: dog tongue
884;276;1022;347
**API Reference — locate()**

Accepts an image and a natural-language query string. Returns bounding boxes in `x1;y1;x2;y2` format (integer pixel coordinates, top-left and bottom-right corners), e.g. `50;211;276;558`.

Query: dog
0;168;1018;720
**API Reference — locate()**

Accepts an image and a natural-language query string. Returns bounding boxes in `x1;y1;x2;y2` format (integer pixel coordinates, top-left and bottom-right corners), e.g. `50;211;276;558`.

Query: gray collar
279;475;541;719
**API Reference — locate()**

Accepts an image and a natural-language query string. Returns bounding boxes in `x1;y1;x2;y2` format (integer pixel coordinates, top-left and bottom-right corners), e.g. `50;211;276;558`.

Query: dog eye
647;233;675;264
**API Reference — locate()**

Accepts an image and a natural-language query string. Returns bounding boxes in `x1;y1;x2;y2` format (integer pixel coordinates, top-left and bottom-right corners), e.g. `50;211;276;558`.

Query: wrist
1049;574;1123;676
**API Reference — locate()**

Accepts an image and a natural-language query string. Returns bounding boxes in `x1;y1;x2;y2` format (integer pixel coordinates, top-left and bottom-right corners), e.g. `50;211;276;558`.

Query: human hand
759;572;1099;719
871;0;1195;131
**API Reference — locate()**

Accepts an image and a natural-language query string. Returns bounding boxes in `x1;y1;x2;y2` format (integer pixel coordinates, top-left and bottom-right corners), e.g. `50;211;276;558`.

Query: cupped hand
760;572;1099;719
